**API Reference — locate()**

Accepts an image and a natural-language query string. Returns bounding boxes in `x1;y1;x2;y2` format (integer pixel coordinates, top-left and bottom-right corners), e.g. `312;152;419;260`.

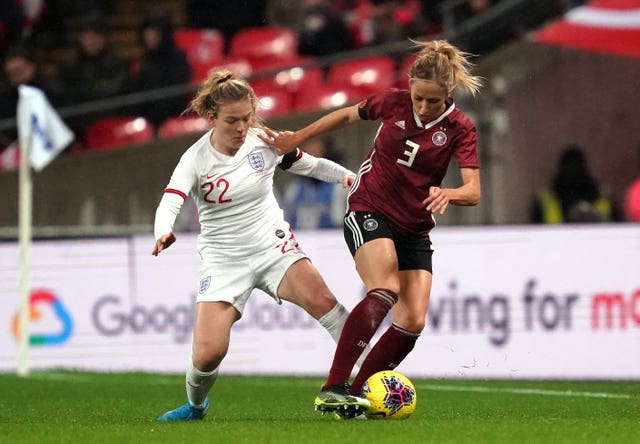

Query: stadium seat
158;115;210;139
327;55;396;93
229;27;299;67
219;56;253;79
0;142;19;171
247;54;312;75
294;83;370;113
253;60;323;96
85;117;155;150
252;80;294;119
174;29;225;83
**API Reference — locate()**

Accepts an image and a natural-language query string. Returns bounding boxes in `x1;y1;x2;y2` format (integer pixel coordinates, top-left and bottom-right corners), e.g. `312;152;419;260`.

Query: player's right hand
258;127;298;155
152;232;176;256
343;174;356;188
423;186;451;215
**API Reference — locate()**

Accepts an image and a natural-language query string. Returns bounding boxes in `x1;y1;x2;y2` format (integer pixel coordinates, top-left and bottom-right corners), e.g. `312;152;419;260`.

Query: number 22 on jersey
201;177;232;204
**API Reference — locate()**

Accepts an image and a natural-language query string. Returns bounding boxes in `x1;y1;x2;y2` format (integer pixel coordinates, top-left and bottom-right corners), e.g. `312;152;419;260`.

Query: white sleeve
153;149;196;240
283;150;355;183
154;192;185;240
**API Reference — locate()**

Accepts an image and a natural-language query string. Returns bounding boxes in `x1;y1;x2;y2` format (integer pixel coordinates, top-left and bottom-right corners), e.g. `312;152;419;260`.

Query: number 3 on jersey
397;140;419;167
202;178;232;204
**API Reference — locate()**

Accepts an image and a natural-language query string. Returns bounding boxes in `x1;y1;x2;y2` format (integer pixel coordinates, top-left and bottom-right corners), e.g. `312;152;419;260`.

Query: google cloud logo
11;290;74;345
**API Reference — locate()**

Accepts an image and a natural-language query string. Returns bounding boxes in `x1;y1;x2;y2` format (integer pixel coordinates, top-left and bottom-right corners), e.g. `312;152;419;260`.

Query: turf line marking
418;384;632;399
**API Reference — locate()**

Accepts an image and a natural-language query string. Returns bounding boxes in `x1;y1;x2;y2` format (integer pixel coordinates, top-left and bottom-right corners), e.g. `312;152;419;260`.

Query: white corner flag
16;85;73;377
17;84;73;171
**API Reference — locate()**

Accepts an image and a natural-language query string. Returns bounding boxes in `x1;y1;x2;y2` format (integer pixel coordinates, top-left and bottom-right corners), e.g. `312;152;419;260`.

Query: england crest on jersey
248;151;265;171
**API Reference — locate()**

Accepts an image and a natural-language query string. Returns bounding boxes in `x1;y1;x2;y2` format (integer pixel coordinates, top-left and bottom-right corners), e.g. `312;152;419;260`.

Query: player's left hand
423;186;450;215
259;127;298;155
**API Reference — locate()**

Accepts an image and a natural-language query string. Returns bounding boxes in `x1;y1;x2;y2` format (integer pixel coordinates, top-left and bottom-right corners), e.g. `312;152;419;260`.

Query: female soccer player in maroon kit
260;39;483;418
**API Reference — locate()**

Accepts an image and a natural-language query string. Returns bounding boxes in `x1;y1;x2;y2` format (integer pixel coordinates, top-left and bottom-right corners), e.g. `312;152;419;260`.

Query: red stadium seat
229;27;299;66
252;80;294;119
174;29;225;83
218;56;253;79
247;54;312;75
0;141;19;171
85;117;155;150
158;115;210;139
294;83;370;113
328;55;396;93
252;60;323;96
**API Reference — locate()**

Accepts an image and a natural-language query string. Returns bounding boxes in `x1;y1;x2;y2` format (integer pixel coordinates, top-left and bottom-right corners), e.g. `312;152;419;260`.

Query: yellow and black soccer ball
362;370;417;420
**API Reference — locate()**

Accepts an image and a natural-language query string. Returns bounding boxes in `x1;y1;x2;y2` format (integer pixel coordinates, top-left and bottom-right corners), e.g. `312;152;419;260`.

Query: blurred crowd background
0;0;638;237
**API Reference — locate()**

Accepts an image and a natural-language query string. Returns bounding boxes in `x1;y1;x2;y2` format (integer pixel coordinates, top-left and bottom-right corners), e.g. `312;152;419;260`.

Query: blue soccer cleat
156;398;209;422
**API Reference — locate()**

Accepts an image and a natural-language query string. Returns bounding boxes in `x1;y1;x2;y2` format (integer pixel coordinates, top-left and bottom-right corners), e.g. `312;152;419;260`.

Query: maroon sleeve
453;123;479;169
357;91;386;121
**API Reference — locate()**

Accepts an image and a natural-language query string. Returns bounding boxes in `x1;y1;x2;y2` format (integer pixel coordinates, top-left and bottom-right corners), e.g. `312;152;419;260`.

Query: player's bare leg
157;301;239;421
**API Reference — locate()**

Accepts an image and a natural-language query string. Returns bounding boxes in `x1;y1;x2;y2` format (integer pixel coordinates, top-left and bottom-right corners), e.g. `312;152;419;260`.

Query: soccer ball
362;370;417;420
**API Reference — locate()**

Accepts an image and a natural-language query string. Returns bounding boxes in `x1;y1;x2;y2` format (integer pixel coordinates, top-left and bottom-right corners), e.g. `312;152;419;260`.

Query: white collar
412;101;456;129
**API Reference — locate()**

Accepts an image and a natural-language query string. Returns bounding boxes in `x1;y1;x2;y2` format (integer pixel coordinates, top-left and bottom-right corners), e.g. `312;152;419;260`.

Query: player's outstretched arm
259;105;361;155
152;232;177;256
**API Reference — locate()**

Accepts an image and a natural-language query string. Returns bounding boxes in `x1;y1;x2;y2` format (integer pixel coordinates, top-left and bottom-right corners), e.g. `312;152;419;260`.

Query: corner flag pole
17;129;32;377
15;85;74;376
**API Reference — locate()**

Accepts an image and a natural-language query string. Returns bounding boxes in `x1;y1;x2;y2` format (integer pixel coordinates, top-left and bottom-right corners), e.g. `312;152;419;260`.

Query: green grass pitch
0;371;638;443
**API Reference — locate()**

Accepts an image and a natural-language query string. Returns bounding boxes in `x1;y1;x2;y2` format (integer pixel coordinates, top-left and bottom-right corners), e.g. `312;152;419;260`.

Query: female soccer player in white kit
154;69;358;421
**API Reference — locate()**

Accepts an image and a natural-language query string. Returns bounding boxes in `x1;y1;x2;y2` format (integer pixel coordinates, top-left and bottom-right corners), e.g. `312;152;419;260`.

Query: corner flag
17;85;73;172
16;85;74;376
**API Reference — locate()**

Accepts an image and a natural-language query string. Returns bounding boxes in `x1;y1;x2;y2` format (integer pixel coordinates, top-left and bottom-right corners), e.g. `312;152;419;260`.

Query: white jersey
154;127;353;262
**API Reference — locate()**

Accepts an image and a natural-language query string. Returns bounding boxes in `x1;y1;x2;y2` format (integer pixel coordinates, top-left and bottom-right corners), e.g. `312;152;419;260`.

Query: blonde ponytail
408;39;483;96
183;69;264;126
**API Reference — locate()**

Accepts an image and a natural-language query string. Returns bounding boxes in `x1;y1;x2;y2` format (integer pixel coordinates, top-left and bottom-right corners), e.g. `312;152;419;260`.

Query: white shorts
196;235;307;315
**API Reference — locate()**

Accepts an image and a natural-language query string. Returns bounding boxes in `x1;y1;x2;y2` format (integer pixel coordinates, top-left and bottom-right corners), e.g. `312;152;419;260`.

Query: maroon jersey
348;89;478;240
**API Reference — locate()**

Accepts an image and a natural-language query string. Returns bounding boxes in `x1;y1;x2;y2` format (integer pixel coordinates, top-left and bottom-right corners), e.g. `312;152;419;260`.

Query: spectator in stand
129;11;191;128
54;12;128;139
0;44;63;150
347;0;427;47
27;0;113;51
369;0;426;45
281;137;349;229
265;0;304;29
530;145;621;224
296;0;355;56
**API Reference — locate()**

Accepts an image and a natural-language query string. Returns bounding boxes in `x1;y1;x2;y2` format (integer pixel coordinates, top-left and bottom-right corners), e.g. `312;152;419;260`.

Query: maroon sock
324;289;397;387
349;323;420;395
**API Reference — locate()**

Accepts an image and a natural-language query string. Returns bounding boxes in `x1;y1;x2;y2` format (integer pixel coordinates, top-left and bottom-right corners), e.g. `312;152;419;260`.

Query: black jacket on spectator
297;5;355;56
54;15;128;137
129;12;191;127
